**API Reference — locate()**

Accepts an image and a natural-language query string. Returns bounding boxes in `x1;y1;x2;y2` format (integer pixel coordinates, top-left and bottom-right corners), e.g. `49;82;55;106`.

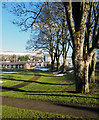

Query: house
0;60;50;69
0;61;30;69
23;63;30;69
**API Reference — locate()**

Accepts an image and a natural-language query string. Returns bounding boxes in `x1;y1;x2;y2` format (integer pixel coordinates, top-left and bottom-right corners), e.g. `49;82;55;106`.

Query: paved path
2;96;98;119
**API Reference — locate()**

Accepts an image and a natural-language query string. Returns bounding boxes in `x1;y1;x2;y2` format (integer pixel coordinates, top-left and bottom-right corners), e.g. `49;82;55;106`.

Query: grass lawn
1;69;99;119
1;70;98;105
2;105;79;119
0;69;34;87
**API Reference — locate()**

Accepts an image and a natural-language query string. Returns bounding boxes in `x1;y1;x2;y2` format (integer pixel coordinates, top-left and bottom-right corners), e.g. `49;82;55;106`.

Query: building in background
0;50;73;69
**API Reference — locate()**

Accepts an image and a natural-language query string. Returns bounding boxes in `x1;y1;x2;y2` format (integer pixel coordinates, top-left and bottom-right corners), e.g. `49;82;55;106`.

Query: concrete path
1;96;98;119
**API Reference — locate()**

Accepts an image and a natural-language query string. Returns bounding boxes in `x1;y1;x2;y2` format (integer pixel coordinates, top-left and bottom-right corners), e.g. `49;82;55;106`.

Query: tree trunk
62;55;66;73
56;57;60;71
72;29;90;93
73;56;89;93
89;52;96;83
64;2;90;93
72;52;85;93
51;60;54;70
84;61;89;93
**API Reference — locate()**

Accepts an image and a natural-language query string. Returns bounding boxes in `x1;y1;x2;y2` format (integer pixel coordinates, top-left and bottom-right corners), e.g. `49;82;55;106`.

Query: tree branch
63;2;75;46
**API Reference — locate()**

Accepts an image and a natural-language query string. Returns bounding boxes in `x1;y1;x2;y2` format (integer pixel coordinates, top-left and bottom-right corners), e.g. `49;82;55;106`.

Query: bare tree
64;2;99;93
4;2;98;93
26;2;68;71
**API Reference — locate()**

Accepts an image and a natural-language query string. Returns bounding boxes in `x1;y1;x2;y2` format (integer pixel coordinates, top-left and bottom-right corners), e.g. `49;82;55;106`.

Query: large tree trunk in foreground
73;56;90;93
72;57;85;93
72;44;90;93
64;2;90;93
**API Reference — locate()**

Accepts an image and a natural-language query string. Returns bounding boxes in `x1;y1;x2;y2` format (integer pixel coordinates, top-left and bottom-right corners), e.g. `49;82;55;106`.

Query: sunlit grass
1;70;98;105
1;69;34;87
2;105;67;119
1;69;99;119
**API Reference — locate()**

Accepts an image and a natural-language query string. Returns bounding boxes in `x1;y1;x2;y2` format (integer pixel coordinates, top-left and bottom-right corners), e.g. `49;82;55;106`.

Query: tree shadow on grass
34;73;67;77
2;77;30;82
34;73;75;79
53;103;99;114
1;86;98;100
2;77;75;86
1;86;98;115
25;92;98;100
29;81;75;85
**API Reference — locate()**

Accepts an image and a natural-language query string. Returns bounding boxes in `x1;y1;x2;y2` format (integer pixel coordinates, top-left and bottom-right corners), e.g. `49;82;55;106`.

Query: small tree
18;56;30;61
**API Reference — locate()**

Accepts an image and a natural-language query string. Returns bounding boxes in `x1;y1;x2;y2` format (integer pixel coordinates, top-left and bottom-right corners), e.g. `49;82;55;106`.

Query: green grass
0;69;34;87
2;105;90;119
1;69;99;105
2;105;67;119
1;69;99;119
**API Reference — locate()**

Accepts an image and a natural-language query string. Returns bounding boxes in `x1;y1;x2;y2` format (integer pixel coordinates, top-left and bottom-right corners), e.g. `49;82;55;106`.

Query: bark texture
64;2;99;93
64;2;90;93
